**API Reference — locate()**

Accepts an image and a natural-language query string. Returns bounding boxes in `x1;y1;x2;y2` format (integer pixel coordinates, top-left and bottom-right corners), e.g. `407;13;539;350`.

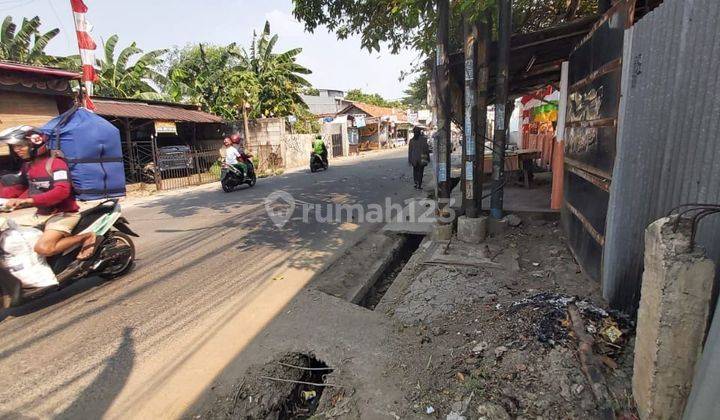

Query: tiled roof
339;101;408;121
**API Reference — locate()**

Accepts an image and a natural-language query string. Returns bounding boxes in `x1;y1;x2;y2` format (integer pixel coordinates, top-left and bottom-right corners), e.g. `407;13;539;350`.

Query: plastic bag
0;220;58;288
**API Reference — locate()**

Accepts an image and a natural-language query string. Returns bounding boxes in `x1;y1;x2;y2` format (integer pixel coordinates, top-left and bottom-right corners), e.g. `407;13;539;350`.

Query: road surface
0;149;417;419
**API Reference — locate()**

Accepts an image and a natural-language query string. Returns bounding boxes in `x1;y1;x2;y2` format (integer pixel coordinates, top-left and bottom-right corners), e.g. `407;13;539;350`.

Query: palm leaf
10;16;41;60
27;28;59;63
1;16;16;48
103;34;119;67
116;42;140;72
276;48;303;62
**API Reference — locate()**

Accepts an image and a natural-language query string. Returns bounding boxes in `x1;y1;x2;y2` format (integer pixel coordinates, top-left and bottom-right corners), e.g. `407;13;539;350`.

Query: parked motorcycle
309;152;328;172
0;199;137;309
221;162;257;193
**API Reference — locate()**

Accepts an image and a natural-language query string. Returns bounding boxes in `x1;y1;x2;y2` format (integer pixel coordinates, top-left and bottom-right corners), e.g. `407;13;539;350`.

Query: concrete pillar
432;223;453;241
457;215;487;243
633;216;715;420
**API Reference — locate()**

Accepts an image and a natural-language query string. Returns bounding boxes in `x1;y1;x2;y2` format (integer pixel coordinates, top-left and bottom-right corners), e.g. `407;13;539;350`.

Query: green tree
94;35;166;99
402;67;429;107
229;70;261;141
293;0;600;55
346;88;405;109
237;21;313;118
0;16;62;65
162;44;241;119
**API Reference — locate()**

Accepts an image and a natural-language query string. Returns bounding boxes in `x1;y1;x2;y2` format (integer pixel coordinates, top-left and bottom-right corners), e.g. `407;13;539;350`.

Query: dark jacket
408;134;430;167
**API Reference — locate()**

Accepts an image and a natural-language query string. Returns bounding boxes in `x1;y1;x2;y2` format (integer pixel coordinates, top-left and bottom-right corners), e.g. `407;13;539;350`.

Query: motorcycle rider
0;126;98;260
230;133;255;177
223;136;250;177
312;135;328;166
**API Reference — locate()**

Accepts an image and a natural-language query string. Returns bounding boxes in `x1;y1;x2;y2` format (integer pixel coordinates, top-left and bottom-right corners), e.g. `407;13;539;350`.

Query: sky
3;0;419;99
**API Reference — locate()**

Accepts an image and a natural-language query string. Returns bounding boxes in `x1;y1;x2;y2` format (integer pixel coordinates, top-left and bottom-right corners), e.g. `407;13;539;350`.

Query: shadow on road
56;327;135;419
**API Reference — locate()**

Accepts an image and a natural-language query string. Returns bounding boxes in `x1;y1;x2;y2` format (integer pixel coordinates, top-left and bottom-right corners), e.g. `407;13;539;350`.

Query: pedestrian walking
408;127;430;190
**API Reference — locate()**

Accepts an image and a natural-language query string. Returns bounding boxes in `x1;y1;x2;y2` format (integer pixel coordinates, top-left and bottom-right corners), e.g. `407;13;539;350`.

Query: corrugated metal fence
603;0;720;310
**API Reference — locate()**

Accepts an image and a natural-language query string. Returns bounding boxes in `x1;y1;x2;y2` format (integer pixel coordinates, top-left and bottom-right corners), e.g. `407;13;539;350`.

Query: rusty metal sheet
561;0;633;284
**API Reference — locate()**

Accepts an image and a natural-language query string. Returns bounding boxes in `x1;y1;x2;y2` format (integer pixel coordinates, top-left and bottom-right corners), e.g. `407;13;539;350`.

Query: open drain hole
359;234;424;310
225;353;334;419
278;355;333;419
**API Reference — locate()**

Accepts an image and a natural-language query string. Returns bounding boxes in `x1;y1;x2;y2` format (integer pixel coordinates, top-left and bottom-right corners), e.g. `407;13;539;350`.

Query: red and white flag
70;0;97;110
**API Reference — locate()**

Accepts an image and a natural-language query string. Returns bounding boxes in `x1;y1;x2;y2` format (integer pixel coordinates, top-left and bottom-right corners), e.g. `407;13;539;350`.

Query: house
300;89;346;116
0;61;80;172
336;101;410;152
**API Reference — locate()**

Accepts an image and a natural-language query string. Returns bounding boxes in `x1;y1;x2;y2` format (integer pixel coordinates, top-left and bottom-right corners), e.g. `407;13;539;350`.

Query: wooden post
490;0;512;219
242;104;251;145
151;131;161;191
123;118;135;182
462;15;479;218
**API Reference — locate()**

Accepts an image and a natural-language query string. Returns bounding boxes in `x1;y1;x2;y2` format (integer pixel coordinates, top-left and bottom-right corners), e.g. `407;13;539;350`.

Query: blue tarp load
42;107;126;201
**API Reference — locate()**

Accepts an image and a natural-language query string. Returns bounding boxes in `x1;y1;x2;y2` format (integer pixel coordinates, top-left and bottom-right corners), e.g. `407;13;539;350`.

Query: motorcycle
0;199;137;309
220;161;257;193
309;152;328;173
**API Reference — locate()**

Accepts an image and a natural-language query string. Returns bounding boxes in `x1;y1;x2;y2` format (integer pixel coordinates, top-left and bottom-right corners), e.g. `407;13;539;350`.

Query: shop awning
93;97;223;123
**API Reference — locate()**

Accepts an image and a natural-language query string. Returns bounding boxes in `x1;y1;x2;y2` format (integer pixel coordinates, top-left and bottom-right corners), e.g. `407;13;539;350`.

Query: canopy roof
92;97;223;123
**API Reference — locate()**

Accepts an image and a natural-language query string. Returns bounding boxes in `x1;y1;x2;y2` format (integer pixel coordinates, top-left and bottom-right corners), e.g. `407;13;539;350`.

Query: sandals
77;235;101;261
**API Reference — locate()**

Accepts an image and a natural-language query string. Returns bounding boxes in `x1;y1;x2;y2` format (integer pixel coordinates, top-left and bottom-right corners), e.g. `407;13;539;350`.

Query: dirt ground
199;217;637;419
382;218;637;419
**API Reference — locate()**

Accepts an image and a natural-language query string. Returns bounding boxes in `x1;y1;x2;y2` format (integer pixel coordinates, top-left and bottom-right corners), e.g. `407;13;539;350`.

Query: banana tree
94;34;167;99
237;21;312;118
230;70;261;143
1;16;61;65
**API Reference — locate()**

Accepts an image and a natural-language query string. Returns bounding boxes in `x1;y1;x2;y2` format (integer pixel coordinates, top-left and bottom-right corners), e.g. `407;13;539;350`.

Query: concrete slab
311;231;403;304
423;239;503;269
382;199;435;235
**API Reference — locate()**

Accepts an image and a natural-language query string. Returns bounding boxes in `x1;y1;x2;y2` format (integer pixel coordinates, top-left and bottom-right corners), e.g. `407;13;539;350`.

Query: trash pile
509;292;634;359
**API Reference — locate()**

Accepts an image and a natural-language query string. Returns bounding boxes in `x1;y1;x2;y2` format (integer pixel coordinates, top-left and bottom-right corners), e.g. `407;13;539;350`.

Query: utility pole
462;16;479;218
490;0;511;220
435;0;452;222
476;12;491;209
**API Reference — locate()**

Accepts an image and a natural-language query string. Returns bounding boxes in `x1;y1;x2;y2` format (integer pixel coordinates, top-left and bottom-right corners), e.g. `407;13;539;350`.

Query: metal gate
152;144;222;191
331;134;343;157
122;138;154;184
562;1;634;284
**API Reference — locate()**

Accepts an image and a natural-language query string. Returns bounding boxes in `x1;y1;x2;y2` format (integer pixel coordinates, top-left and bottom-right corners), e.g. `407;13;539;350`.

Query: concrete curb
374;236;434;315
348;234;405;305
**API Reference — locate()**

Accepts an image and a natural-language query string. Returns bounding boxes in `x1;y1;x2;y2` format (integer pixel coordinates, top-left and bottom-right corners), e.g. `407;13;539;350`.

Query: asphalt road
0;148;418;419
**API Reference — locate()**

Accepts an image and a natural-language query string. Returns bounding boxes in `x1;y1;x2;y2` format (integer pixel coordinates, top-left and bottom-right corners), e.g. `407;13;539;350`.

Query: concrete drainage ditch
358;233;424;310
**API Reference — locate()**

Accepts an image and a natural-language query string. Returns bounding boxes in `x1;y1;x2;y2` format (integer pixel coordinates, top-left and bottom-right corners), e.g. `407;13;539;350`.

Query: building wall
300;90;345;116
282;133;315;169
320;116;350;157
0;91;61;158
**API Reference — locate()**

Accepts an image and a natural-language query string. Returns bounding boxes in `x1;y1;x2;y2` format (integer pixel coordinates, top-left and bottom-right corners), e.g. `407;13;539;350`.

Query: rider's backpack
42;107;126;201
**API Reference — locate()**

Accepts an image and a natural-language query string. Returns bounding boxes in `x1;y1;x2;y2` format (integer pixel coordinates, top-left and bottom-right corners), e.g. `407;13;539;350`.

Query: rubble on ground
387;220;637;419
